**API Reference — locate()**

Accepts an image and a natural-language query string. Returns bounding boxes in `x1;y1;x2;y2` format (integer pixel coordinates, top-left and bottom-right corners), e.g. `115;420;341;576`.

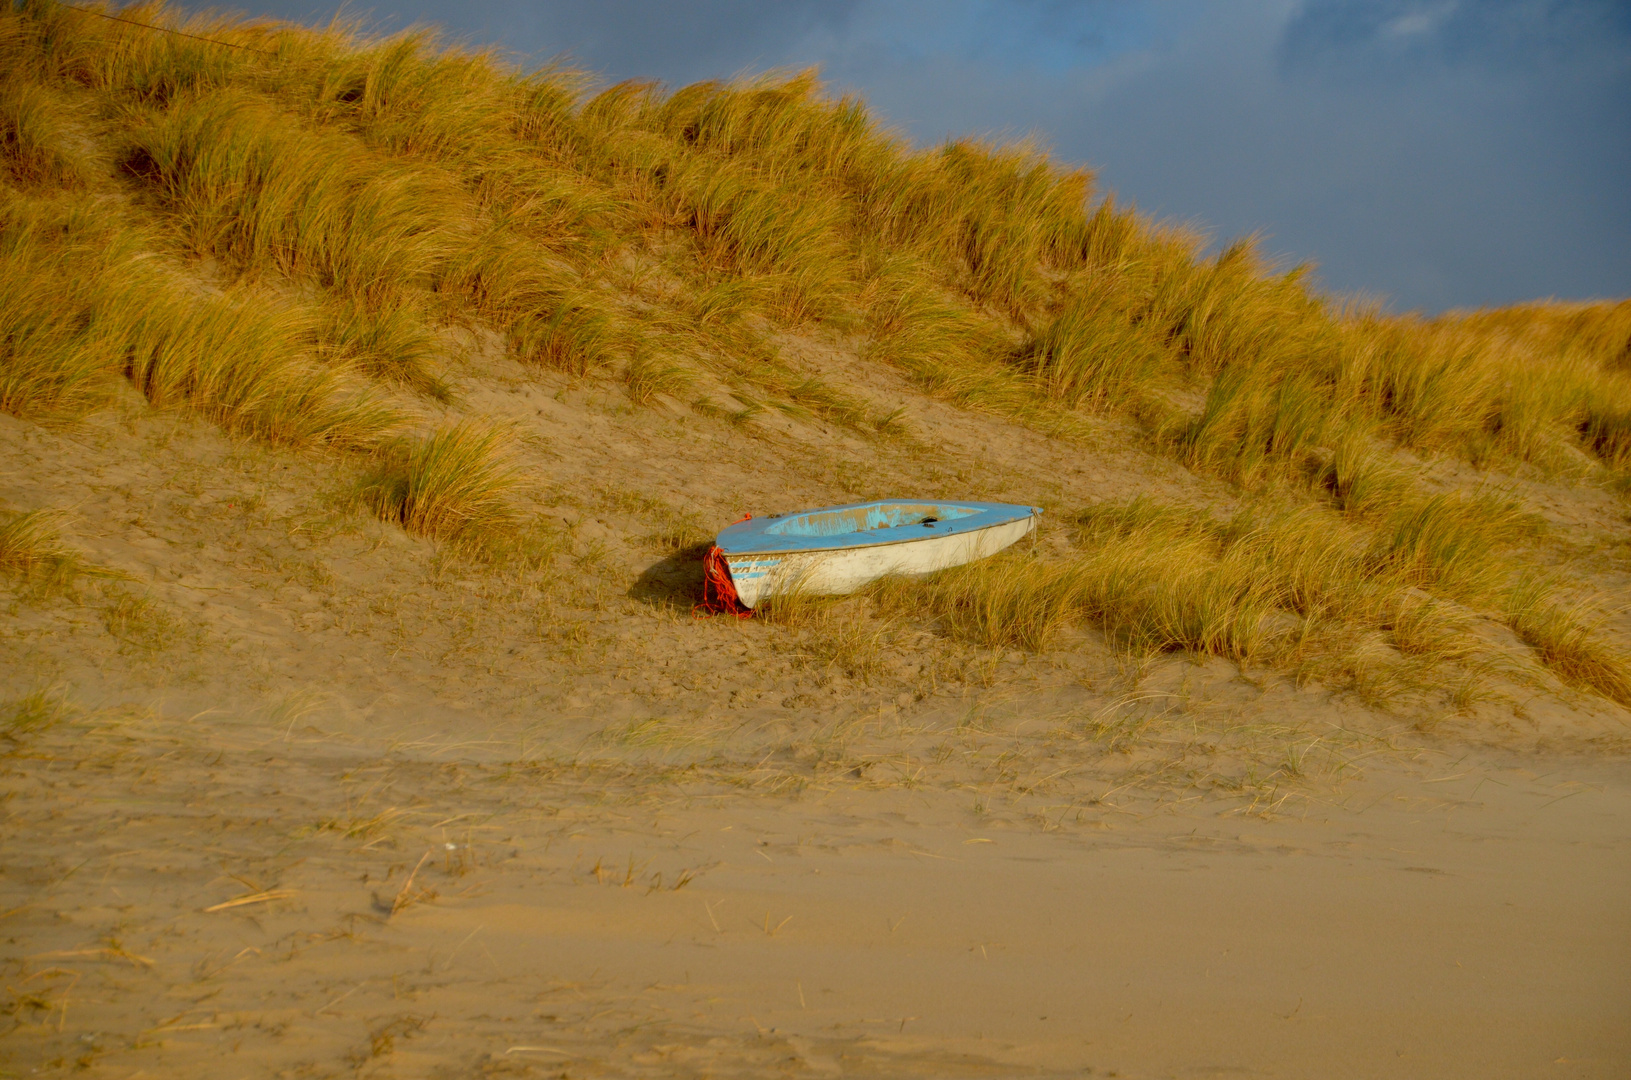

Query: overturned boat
707;500;1040;610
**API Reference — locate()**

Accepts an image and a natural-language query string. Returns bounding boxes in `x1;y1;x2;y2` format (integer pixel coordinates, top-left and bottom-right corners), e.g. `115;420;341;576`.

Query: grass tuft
124;288;412;446
1364;492;1540;603
1;686;73;741
1016;299;1165;412
508;289;628;376
0;78;87;186
623;345;697;406
102;587;180;650
317;296;450;400
1314;427;1410;516
0;508;106;593
1506;577;1631;708
0;198;133;418
362;418;527;547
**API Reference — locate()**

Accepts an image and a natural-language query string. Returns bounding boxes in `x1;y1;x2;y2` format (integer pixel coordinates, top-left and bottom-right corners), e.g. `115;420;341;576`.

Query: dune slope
1;5;1629;1077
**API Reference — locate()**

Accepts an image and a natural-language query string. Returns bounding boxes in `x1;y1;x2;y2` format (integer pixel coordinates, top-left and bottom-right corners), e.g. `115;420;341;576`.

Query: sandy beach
3;701;1627;1078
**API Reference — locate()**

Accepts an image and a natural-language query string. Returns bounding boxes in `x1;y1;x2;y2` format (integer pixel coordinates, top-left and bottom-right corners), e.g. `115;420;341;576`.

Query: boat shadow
627;541;713;611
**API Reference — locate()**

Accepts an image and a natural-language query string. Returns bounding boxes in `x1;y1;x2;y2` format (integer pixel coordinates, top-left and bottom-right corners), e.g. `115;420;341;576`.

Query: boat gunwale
720;511;1038;559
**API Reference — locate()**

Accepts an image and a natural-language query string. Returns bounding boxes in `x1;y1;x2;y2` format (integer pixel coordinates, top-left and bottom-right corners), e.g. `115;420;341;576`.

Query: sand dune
2;5;1629;1076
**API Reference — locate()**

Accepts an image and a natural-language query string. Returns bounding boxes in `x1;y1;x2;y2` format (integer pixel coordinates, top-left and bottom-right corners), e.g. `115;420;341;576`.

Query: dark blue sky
211;1;1628;313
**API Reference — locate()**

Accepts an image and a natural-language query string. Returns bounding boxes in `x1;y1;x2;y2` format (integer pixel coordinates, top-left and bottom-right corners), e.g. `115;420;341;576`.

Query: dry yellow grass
867;494;1610;707
1506;576;1631;707
0;76;86;186
0;508;101;592
4;1;1624;480
361;418;527;547
0;686;72;741
0;2;1625;706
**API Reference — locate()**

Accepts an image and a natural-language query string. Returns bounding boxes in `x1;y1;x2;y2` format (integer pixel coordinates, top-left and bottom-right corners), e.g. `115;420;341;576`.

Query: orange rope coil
695;513;753;618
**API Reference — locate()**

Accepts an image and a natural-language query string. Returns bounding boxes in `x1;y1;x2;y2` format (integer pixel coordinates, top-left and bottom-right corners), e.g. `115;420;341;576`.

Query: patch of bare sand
1;704;1627;1078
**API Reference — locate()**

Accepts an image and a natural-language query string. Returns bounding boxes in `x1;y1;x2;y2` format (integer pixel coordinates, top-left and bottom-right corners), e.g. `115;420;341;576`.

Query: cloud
194;1;1630;311
1279;0;1631;76
493;0;860;83
1260;0;1631;307
809;0;1631;310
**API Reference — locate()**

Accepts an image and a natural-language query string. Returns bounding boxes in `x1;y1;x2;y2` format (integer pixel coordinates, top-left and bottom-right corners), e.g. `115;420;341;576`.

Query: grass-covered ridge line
1;1;1627;712
4;2;1627;471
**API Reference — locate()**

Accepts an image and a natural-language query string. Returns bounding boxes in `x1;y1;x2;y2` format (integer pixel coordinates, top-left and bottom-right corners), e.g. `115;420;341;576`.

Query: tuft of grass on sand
0;77;88;187
317;296;451;400
0;508;110;594
361;418;527;548
1313;426;1412;516
1506;576;1631;708
507;287;632;376
1015;298;1167;413
0;199;135;419
0;194;412;443
1363;492;1540;604
102;587;182;651
0;686;73;741
124;287;413;447
622;345;698;406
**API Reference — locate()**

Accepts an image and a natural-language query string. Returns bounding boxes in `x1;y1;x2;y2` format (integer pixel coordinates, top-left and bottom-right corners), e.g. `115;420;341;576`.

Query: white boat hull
724;515;1036;608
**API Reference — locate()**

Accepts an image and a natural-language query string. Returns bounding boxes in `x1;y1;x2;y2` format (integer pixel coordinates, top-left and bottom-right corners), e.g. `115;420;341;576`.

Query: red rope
695;513;753;618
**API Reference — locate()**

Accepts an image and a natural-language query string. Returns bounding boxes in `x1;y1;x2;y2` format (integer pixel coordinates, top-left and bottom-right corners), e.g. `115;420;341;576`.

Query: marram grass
361;418;527;547
0;2;1626;704
1506;576;1631;708
0;508;116;594
869;495;1620;709
2;0;1628;482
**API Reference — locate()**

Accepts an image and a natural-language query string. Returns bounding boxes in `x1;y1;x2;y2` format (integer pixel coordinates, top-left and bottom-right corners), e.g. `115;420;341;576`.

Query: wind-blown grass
1313;427;1411;516
0;77;87;186
507;286;630;376
0;508;111;594
0;198;135;417
1506;576;1631;708
3;0;1624;480
622;345;697;406
0;191;411;442
316;295;448;398
1;686;73;741
1015;298;1166;413
1363;492;1541;603
122;87;468;300
362;418;527;547
871;494;1601;707
124;287;409;445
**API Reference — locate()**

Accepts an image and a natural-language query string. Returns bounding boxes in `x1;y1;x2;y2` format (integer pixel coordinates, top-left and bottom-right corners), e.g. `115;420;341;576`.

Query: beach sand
2;704;1626;1078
